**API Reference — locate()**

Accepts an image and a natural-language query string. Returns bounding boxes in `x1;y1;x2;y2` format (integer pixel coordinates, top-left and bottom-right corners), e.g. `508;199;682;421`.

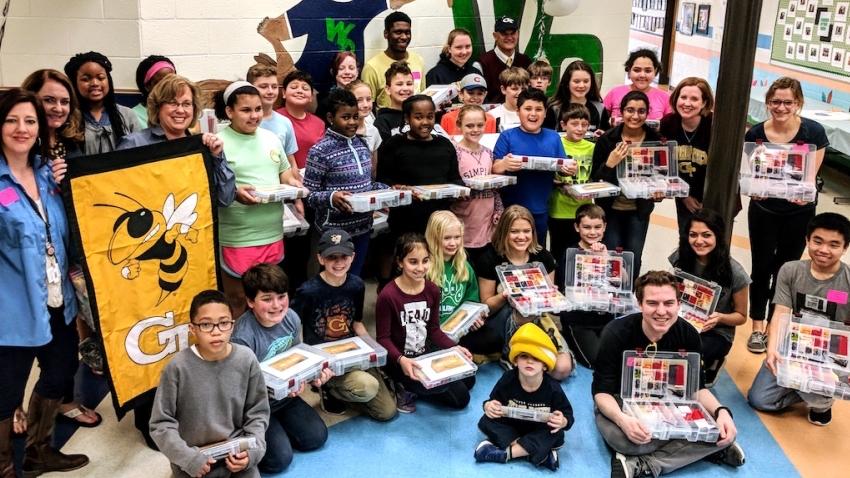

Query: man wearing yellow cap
592;271;745;478
474;323;573;470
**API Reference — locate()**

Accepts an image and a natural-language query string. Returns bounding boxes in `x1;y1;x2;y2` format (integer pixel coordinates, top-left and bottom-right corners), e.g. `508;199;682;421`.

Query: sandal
57;404;103;428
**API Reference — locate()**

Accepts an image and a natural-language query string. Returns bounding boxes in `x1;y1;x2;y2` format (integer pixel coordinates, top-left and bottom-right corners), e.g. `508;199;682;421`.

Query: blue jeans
748;361;833;412
261;396;328;474
602;209;651;281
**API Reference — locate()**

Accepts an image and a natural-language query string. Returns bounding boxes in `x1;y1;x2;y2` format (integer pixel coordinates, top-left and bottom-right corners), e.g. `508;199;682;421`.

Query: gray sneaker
707;441;746;467
746;331;767;354
611;453;650;478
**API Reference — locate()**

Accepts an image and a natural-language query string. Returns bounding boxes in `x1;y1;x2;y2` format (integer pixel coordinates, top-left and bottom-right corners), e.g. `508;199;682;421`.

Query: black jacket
425;54;481;86
591;123;661;217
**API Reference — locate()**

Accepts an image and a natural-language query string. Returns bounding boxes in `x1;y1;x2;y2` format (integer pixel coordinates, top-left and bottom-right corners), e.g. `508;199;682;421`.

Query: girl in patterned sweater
304;88;388;276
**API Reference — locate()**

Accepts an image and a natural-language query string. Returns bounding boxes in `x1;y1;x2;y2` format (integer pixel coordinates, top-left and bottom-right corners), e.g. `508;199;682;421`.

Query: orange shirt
440;109;498;135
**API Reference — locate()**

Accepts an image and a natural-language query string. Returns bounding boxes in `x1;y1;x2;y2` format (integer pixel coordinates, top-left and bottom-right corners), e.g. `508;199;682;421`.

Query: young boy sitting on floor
475;323;573;471
559;204;615;369
150;290;269;478
231;264;333;474
291;229;397;419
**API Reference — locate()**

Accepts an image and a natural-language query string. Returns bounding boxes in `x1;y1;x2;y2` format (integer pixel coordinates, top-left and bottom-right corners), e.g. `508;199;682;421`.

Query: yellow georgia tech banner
65;136;219;416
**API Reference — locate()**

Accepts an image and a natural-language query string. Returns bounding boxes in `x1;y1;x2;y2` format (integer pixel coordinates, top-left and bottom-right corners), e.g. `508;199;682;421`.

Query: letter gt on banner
64;136;220;418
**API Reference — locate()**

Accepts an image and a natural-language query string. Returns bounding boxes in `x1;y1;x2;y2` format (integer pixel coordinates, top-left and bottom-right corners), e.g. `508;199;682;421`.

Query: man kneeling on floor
748;212;850;426
592;271;745;478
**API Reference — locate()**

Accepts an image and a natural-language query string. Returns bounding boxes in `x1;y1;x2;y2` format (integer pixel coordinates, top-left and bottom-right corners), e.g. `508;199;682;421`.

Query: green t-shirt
438;260;480;324
549;138;595;219
217;126;290;247
132;103;148;127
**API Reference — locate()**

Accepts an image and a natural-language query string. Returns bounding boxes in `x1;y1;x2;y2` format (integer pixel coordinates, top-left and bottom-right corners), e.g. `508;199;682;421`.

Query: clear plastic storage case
413;346;477;389
313;336;388;376
620;350;719;442
411;184;471;200
739;141;817;202
199;437;258;460
260;344;333;400
775;313;850;399
283;204;309;237
501;406;552;423
673;269;722;333
497;262;569;316
251;184;309;203
348;189;412;212
422;84;459;106
441;301;488;342
565;181;621;200
518;155;574;172
617;141;690;199
464;174;517;190
563;249;639;315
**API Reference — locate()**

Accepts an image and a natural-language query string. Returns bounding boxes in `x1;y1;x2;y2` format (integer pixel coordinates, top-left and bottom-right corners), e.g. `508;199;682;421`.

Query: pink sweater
603;84;672;121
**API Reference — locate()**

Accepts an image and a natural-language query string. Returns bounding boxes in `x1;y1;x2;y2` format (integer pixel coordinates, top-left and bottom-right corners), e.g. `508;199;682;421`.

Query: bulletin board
770;0;850;77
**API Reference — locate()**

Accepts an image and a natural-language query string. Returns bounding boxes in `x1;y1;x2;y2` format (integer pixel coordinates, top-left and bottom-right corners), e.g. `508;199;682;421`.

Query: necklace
682;128;697;145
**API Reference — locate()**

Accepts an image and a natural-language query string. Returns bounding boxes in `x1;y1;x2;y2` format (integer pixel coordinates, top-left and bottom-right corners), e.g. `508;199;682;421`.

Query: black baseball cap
318;229;355;257
495;16;518;33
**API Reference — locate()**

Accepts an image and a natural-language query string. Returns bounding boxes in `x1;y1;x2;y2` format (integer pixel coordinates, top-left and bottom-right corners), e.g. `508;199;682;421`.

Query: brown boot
0;418;16;478
22;394;89;477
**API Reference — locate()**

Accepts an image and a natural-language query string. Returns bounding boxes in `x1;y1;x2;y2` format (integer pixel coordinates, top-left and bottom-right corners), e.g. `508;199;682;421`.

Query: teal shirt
217;126;290;247
132;103;148;127
438;260;480;324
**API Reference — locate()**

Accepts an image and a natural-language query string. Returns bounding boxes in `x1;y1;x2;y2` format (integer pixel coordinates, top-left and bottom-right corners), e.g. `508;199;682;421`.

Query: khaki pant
325;368;397;421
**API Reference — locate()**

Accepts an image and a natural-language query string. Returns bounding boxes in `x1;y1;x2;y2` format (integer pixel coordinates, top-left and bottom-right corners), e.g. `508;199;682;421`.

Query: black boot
22;394;89;477
0;418;16;478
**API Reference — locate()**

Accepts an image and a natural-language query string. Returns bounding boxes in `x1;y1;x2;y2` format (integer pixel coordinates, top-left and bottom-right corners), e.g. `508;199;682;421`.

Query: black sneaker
320;387;347;415
808;408;832;426
707;441;745;467
540;449;559;471
474;440;507;463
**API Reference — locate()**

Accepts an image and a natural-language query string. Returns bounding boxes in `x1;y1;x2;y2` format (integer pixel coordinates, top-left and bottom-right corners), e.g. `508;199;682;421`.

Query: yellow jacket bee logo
96;192;200;305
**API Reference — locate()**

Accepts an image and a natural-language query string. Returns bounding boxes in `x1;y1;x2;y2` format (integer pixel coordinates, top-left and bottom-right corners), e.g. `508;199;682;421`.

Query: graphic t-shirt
452;144;500;248
291;273;365;344
260;111;299;157
489;368;574;431
375;279;454;362
231;309;301;362
773;260;850;324
438;260;481;324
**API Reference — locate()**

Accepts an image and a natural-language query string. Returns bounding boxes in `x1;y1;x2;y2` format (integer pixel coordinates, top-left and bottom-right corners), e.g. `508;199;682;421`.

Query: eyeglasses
164;101;194;110
191;320;235;333
41;96;71;107
768;99;796;108
623;107;648;115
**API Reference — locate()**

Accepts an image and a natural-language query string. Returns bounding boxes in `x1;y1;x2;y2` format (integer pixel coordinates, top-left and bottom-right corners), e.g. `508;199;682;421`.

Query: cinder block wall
1;0;630;92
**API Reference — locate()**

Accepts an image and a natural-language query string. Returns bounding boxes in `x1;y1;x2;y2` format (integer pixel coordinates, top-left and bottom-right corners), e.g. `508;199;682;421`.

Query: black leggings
388;364;475;409
747;203;814;321
0;307;78;419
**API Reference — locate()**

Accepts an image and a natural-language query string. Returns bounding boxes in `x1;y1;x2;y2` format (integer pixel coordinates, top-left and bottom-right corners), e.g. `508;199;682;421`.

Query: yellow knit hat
508;323;557;371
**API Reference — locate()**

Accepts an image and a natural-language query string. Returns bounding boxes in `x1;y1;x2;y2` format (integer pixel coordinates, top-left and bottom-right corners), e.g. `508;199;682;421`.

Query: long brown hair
21;69;84;143
0;88;50;166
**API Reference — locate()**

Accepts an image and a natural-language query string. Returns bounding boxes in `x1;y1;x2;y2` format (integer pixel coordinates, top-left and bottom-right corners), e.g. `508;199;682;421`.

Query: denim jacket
0;155;77;346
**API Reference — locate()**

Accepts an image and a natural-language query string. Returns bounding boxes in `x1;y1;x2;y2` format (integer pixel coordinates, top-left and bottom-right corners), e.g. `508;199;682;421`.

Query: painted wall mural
257;0;602;90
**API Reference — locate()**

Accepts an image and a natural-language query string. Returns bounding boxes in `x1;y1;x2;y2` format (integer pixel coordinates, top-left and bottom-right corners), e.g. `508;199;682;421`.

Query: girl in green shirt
425;211;482;325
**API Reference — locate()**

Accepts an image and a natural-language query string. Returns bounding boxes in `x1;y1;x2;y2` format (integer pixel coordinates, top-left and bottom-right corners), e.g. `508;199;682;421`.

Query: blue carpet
269;363;799;478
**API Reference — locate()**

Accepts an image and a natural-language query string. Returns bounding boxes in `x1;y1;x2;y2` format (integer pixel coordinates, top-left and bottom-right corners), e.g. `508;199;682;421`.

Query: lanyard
23;189;56;257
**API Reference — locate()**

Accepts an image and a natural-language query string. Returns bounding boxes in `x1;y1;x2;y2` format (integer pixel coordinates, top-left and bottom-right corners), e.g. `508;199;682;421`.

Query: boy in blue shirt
231;264;332;474
292;229;397;419
493;88;574;242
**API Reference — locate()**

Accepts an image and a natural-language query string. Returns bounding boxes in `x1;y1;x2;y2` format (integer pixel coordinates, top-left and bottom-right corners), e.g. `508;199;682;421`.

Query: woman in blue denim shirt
0;89;89;476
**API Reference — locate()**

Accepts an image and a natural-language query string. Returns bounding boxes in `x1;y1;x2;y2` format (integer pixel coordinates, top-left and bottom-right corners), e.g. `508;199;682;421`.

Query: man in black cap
478;16;532;103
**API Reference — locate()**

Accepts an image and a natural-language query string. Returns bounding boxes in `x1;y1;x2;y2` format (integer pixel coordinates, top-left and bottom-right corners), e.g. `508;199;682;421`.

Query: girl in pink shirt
451;105;503;263
603;49;672;123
